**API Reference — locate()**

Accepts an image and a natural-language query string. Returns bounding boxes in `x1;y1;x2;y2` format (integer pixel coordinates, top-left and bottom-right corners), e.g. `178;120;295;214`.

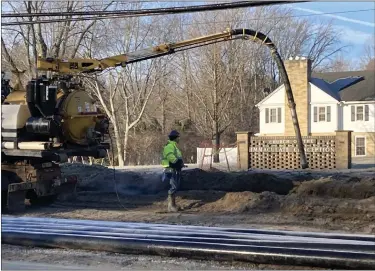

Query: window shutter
313;107;317;122
265;108;269;123
365;105;369;121
277;108;282;123
351;106;355;121
327;106;331;122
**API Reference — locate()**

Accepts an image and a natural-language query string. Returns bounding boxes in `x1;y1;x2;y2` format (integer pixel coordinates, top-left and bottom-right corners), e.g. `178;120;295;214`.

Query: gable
309;82;340;103
256;84;285;107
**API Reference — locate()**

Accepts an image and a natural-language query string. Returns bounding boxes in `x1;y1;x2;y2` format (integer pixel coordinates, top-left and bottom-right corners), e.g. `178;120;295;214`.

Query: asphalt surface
2;261;89;270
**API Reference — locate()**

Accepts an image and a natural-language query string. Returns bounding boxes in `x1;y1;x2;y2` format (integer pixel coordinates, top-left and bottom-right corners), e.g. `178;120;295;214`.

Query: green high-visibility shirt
161;140;182;168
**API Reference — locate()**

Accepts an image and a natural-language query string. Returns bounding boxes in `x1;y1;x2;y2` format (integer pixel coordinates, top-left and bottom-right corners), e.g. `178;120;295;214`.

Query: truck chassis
1;145;108;212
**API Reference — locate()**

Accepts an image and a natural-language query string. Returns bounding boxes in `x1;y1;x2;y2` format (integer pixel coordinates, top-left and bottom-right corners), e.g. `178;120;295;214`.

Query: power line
2;6;373;27
2;1;295;18
2;2;116;13
0;1;162;13
179;8;375;26
1;1;297;26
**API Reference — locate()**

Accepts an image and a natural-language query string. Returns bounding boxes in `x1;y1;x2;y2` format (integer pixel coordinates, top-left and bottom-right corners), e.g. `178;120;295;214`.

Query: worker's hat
168;130;180;137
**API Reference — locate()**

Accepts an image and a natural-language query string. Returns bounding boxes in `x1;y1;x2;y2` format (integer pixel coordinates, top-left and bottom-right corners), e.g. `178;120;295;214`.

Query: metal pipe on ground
2;228;375;253
2;216;375;269
3;216;375;242
3;223;375;246
2;231;375;269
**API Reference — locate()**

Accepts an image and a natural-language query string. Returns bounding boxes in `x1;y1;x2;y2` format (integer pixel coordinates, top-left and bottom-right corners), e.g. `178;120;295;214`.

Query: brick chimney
284;56;312;136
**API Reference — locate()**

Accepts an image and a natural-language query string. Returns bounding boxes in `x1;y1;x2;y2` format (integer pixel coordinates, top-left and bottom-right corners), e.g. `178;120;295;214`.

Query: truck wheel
2;171;10;209
2;170;25;213
26;190;57;206
26;189;38;205
7;191;26;213
2;190;8;209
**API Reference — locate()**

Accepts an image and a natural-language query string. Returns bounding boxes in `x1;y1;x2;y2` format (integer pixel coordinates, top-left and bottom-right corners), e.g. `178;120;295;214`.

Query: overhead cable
1;1;298;18
2;6;372;27
1;1;303;26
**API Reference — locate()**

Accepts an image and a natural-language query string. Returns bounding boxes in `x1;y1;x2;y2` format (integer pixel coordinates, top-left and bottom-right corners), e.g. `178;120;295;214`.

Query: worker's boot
167;194;178;212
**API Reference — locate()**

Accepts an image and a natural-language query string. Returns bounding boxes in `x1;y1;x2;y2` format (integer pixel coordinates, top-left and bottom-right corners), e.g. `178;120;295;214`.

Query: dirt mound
201;191;281;213
281;194;375;216
181;169;294;195
291;176;375;199
182;189;375;227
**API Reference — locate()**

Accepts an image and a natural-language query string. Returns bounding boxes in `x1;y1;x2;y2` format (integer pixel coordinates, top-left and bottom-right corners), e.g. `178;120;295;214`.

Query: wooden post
200;147;206;169
223;146;230;171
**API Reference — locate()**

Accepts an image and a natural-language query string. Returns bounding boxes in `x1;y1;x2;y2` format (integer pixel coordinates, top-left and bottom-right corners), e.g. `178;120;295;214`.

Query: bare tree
1;37;25;90
84;72;124;165
1;1;115;78
323;52;358;72
359;35;375;70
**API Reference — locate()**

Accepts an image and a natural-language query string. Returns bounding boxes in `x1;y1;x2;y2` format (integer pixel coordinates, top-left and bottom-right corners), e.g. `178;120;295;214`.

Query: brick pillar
236;131;252;170
284;57;312;136
335;130;352;169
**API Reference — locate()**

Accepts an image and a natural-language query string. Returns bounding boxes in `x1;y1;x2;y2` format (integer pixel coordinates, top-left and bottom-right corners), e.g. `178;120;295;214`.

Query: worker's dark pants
163;170;181;195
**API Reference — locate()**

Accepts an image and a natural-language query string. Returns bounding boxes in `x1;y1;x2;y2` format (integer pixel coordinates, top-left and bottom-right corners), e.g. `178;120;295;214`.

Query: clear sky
288;1;375;59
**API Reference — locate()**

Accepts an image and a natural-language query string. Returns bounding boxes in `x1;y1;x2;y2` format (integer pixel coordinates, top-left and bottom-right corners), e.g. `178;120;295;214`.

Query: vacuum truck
1;71;109;212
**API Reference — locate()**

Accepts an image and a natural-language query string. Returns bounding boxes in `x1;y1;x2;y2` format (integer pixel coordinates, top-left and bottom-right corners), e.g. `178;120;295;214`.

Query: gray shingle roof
312;70;375;101
310;77;341;100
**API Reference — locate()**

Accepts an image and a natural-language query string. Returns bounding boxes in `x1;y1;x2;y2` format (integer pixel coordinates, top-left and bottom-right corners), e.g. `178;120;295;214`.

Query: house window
265;107;282;124
351;105;369;121
313;106;331;122
357;106;364;121
355;137;366;156
270;109;277;123
319;107;326;121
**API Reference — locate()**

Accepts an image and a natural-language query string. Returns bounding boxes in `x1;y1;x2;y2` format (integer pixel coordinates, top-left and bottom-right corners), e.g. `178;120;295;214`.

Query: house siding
309;103;339;133
351;132;375;158
259;106;285;135
309;83;339;134
258;86;285;136
343;103;375;132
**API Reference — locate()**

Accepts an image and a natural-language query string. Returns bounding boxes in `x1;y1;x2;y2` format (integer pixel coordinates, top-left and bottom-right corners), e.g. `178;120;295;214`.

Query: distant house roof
310;77;341;101
312;70;375;101
256;70;375;106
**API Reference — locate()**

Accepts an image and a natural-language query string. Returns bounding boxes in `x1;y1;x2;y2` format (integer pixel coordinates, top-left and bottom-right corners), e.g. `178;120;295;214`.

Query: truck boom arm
37;28;263;74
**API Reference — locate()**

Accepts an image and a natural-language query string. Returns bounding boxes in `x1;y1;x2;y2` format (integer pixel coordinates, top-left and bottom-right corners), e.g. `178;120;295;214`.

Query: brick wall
284;58;312;136
249;135;336;169
236;131;352;170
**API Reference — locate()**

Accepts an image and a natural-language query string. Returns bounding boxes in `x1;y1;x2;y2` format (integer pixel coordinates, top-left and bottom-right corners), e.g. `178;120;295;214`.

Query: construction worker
161;130;184;212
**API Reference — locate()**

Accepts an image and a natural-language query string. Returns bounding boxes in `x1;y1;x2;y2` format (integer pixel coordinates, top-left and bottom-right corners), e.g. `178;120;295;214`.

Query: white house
255;57;375;158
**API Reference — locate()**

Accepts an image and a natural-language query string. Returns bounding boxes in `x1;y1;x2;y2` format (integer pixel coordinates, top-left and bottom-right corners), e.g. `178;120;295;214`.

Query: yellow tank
4;88;103;146
60;90;102;145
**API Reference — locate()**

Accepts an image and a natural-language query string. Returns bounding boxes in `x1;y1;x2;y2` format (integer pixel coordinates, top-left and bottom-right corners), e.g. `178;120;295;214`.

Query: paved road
2;261;89;270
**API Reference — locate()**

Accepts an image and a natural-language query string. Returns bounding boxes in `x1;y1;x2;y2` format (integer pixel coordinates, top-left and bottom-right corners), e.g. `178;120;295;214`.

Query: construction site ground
19;163;375;234
2;163;375;270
